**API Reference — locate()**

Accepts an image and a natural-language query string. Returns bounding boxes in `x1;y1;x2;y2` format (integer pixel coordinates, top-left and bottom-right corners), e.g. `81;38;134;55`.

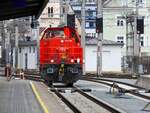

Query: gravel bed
62;91;111;113
75;80;149;113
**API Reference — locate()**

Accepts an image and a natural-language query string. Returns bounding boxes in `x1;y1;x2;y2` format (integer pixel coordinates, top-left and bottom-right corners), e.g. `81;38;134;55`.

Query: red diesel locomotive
40;26;83;85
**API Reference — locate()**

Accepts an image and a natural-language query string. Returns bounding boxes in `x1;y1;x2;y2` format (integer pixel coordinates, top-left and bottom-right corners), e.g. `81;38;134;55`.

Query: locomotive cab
40;26;83;86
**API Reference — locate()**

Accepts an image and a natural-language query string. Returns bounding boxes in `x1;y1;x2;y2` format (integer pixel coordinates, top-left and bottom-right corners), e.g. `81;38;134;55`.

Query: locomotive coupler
58;64;65;81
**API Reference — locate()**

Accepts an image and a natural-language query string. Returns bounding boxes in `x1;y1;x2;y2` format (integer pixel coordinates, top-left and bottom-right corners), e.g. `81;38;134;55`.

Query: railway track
83;76;145;89
22;74;150;100
50;86;82;113
48;84;123;113
74;86;124;113
82;77;150;100
21;74;149;112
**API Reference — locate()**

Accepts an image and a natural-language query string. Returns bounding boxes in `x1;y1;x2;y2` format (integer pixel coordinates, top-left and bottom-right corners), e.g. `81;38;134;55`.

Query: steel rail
74;86;123;113
24;74;123;112
82;78;150;100
51;87;82;113
83;76;145;89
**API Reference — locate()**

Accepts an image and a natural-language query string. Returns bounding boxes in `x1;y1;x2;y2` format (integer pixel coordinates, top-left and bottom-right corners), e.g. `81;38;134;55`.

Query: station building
71;0;150;73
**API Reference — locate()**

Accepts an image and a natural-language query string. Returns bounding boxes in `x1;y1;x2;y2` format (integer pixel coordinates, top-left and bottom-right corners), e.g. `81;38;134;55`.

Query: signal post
81;0;86;75
96;0;103;77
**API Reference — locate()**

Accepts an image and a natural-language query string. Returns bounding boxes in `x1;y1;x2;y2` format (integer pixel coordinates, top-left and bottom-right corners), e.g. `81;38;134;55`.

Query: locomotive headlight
70;59;74;63
50;59;54;63
61;40;64;43
77;58;80;63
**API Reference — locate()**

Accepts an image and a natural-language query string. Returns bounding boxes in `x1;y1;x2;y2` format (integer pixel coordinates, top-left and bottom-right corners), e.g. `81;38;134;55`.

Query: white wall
39;2;61;28
85;45;122;72
13;44;122;71
13;46;37;70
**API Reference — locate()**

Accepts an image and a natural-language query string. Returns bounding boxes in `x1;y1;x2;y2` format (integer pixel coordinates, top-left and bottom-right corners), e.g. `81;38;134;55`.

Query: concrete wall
85;45;122;72
13;43;122;72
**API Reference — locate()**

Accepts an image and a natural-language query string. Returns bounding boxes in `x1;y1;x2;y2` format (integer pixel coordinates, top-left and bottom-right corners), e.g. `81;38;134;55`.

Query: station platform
135;75;150;90
0;76;71;113
0;77;44;113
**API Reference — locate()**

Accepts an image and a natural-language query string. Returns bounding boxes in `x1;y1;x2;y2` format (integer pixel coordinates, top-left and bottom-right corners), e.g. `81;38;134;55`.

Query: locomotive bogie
40;64;82;84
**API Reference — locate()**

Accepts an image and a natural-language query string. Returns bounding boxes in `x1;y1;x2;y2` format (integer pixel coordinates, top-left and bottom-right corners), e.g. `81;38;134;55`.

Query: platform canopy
0;0;48;20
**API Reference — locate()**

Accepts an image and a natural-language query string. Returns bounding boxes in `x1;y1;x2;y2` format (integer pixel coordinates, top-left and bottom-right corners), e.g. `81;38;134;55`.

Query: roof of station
0;0;48;20
86;37;124;46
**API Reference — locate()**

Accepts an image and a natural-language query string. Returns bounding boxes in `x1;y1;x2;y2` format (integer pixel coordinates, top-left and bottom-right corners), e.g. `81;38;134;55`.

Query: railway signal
96;17;103;33
67;14;75;28
137;17;144;34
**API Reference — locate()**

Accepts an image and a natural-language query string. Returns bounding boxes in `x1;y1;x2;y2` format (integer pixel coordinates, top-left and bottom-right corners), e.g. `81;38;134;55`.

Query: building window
140;37;144;46
48;7;50;17
33;47;35;53
92;33;96;38
63;7;65;13
85;22;89;27
51;7;53;14
48;7;53;17
86;0;95;3
86;11;93;17
86;33;96;38
93;12;96;17
137;0;144;4
117;36;124;43
29;47;31;53
19;48;21;53
132;0;145;6
89;22;95;27
117;19;124;26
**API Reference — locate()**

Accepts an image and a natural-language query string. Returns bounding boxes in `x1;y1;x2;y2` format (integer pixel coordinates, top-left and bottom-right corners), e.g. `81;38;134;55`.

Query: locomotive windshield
42;27;80;43
43;30;64;39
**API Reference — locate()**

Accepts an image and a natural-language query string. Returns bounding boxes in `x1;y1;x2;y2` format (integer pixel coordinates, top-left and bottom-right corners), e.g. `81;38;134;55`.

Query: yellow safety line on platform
30;81;50;113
